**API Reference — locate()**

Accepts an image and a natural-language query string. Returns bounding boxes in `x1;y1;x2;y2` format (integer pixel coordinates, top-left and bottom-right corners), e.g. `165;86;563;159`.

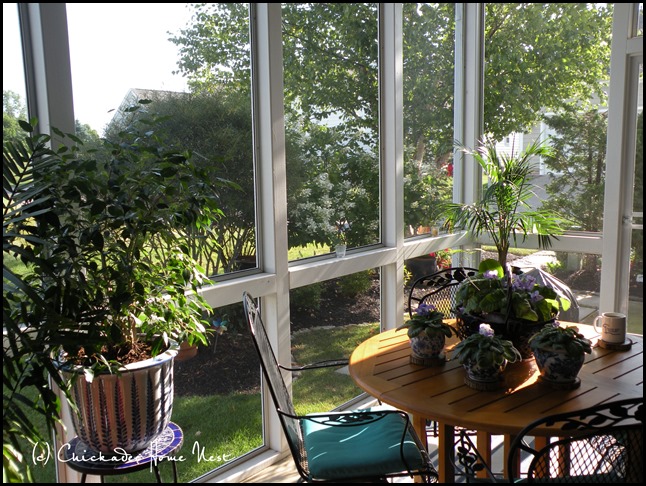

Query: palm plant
441;136;568;269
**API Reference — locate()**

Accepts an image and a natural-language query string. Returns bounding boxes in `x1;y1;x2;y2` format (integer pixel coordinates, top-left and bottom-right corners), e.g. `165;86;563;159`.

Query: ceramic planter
405;255;438;282
462;359;507;391
410;332;446;360
532;346;584;388
60;342;178;455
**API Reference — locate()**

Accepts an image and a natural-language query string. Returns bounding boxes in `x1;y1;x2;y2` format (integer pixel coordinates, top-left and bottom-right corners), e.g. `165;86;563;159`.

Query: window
284;3;381;259
6;3;642;483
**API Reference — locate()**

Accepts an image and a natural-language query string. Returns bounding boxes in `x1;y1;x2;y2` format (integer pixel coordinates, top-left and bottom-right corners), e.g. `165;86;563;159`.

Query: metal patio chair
407;266;478;439
243;291;439;483
507;397;643;483
407;266;478;320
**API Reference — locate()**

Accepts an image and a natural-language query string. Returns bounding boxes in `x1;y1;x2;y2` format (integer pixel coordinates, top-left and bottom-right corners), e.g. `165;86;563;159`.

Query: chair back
507;397;643;483
242;292;307;474
408;267;478;319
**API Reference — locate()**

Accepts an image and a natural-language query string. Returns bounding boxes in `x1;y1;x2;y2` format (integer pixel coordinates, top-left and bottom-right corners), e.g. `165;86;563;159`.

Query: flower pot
462;359;506;391
59;342;178;455
175;340;198;362
410;332;446;361
455;311;549;360
405;255;438;282
532;346;584;389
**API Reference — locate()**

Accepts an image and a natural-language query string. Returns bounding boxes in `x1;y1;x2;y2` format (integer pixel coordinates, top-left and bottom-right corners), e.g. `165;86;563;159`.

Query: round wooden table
348;322;643;482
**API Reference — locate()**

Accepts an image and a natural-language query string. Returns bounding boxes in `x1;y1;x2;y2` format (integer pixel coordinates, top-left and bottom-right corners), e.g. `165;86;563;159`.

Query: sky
3;3;192;134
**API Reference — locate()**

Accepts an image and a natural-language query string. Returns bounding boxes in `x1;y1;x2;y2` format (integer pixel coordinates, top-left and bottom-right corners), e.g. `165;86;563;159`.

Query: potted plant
528;322;592;388
332;217;350;257
3;105;229;468
397;303;454;363
454;259;571;359
440;136;568;268
451;324;522;390
405;253;439;282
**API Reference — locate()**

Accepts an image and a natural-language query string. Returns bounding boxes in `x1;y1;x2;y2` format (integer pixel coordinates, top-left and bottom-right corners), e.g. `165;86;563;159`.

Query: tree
3;90;27;143
171;3;611;150
542;108;608;233
631;111;643;286
169;4;613;244
542;107;607;275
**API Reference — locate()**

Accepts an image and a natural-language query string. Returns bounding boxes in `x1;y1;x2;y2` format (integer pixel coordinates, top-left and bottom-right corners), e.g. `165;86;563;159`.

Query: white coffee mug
593;312;627;344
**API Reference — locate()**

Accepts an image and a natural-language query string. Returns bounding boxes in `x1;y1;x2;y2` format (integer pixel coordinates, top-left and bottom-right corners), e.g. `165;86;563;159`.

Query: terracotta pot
175;340;198;362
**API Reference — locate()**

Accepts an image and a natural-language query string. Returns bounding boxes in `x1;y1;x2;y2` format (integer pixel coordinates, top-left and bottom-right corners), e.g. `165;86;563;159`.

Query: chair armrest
292;408;408;427
279;358;349;372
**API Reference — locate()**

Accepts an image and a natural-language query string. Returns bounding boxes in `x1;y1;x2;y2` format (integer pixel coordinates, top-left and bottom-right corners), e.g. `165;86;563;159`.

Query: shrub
337;271;373;298
291;283;324;312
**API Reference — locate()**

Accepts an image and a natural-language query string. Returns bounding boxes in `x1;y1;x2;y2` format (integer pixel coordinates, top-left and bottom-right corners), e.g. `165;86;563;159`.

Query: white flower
478;323;495;337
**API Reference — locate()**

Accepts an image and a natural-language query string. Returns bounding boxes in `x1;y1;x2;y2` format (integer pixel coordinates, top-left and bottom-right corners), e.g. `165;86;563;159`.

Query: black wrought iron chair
242;291;439;483
507;397;643;483
407;266;478;320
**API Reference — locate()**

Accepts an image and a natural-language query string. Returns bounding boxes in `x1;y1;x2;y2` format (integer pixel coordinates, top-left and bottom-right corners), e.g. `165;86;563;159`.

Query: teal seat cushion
301;407;426;480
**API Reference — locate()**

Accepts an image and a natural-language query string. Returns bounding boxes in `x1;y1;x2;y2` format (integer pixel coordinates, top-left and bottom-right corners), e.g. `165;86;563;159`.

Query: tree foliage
542;108;608;233
168;3;612;243
3;90;27;144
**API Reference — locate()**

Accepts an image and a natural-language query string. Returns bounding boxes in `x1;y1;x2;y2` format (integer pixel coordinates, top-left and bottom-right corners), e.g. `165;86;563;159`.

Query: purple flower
478;323;495;337
511;274;536;292
416;303;437;317
483;270;498;279
529;290;544;303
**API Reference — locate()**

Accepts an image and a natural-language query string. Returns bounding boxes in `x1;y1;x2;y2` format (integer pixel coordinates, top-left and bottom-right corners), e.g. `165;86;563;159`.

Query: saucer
597;337;633;351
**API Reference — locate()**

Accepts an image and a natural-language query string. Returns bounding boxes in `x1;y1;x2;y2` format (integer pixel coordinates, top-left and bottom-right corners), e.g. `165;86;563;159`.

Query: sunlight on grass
291;323;380;414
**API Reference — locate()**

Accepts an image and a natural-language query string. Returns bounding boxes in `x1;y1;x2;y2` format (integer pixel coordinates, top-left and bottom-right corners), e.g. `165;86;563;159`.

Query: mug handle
593;315;602;333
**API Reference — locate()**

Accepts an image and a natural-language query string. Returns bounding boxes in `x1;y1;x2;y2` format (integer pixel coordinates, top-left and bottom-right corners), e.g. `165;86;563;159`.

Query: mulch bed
173;276;381;397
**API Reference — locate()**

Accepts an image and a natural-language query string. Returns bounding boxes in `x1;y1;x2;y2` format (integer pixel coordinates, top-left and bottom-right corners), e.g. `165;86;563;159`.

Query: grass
288;243;332;260
480;245;538;257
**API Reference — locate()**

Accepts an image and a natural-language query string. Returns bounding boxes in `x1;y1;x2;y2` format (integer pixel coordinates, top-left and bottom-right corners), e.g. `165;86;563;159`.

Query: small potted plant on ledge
528;322;592;389
332;217;350;257
454;259;571;359
451;323;522;390
397;303;454;365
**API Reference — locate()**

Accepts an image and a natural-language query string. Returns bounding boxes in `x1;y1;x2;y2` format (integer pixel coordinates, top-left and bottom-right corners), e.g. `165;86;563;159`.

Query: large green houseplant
3;104;229;480
441;136;568;268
